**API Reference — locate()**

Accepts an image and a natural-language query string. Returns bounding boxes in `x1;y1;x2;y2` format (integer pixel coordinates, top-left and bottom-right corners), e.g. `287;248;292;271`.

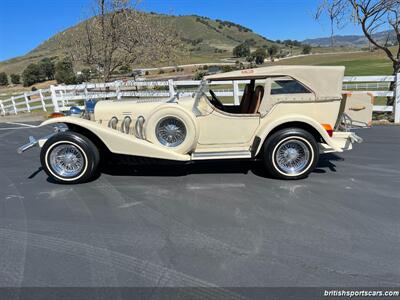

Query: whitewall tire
40;132;100;184
263;128;319;180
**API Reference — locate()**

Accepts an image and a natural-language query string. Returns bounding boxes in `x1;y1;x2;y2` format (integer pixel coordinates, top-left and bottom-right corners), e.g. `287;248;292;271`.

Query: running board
191;150;252;160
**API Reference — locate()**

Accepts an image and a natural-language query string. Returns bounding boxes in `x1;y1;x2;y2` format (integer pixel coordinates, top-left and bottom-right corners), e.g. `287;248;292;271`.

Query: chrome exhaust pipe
17;136;38;154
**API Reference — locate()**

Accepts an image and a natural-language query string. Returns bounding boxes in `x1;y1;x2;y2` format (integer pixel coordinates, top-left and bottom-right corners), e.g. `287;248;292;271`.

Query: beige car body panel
41;117;190;161
37;65;368;161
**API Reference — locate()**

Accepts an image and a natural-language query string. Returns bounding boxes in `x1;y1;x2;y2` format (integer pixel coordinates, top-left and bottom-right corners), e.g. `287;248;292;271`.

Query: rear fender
40;117;190;161
254;115;342;155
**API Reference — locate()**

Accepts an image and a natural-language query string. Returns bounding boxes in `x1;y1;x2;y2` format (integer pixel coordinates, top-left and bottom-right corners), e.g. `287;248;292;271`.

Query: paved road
0;123;399;292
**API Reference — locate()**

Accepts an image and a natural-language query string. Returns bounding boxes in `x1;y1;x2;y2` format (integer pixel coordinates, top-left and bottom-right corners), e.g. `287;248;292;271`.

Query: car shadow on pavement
102;159;258;177
27;153;344;183
314;153;344;173
100;153;344;178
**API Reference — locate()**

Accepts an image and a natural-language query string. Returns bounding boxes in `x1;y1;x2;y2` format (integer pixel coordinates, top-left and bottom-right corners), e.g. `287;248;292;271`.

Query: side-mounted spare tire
40;131;100;184
145;104;198;154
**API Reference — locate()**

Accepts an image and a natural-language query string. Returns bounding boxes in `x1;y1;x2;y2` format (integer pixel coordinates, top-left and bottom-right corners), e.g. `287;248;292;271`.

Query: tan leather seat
248;85;264;114
240;84;254;113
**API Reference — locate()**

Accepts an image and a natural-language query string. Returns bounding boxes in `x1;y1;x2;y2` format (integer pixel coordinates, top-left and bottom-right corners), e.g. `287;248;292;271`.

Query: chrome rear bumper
320;131;363;154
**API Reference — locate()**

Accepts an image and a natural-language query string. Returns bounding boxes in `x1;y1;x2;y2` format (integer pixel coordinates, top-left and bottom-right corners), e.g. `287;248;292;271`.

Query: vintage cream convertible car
18;66;371;183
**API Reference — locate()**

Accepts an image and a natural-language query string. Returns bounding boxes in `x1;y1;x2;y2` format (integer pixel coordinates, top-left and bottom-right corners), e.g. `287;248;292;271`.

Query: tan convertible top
205;65;345;99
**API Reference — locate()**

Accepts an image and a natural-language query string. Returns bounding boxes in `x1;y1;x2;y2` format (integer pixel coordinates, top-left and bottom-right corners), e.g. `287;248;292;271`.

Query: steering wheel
209;90;224;110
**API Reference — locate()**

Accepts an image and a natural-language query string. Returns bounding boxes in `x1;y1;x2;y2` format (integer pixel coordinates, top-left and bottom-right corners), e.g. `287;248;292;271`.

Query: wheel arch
254;117;334;156
64;123;110;154
41;118;111;155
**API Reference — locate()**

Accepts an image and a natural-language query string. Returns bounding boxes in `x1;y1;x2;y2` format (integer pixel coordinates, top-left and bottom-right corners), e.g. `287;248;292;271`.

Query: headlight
69;106;83;117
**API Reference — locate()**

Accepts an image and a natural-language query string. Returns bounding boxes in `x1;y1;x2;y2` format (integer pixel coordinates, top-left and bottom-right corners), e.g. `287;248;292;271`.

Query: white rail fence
0;74;399;123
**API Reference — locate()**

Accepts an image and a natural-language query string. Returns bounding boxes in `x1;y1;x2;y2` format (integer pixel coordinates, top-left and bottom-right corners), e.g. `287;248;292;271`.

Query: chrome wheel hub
275;139;310;175
156;117;186;147
49;144;85;178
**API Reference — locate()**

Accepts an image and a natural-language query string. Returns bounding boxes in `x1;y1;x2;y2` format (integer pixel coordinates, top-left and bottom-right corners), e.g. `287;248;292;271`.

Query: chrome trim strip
135;116;145;139
122;116;132;134
192;150;252;160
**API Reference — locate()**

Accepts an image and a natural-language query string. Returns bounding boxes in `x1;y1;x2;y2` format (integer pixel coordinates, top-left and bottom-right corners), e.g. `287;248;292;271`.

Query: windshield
198;80;210;97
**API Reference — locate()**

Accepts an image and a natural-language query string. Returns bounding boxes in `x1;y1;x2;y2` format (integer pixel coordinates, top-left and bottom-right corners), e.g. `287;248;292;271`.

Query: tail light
48;112;65;118
322;124;333;137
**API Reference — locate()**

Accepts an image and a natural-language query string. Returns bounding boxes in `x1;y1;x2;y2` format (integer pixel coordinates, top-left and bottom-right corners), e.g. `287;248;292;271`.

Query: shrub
246;55;255;63
267;45;279;59
0;72;8;86
302;44;312;54
222;65;235;72
194;71;207;80
10;73;20;84
81;69;91;81
119;64;132;74
55;58;77;84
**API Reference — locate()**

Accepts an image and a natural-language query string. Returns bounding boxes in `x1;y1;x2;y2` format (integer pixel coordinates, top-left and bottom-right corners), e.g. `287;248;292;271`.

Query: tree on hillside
59;0;182;82
0;72;8;86
10;74;20;84
22;64;41;87
302;44;312;54
267;45;279;61
55;58;77;84
252;48;267;64
38;58;55;80
316;0;399;75
283;40;301;47
233;42;251;58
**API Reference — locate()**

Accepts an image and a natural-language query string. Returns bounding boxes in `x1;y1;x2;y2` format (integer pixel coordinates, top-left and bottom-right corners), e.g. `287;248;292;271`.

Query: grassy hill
0;13;276;75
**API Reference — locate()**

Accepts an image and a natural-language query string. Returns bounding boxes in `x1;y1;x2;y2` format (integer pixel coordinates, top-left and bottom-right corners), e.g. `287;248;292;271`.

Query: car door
196;109;260;145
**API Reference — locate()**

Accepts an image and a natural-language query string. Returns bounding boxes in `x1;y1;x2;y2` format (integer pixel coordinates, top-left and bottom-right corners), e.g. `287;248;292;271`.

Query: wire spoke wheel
49;144;85;178
156;117;187;147
274;139;310;175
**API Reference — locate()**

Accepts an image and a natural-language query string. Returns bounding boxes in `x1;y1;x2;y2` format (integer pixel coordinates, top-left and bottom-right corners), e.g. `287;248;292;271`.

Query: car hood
94;97;195;122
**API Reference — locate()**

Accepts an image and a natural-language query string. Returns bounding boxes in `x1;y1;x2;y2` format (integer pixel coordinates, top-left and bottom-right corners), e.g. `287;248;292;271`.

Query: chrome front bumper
17;124;67;154
17;133;57;154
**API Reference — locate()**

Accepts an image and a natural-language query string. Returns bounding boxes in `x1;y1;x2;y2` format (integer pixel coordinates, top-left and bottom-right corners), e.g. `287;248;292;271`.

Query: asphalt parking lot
0;122;399;293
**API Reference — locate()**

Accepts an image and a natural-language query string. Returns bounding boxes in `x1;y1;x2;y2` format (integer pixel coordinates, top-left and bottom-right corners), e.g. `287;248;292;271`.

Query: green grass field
269;50;394;76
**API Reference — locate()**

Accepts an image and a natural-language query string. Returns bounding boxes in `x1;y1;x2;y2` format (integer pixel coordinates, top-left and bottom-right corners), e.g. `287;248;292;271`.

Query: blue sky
0;0;363;62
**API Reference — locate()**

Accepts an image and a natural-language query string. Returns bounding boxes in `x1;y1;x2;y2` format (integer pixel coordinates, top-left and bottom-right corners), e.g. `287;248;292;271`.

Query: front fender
254;115;341;156
41;117;190;161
